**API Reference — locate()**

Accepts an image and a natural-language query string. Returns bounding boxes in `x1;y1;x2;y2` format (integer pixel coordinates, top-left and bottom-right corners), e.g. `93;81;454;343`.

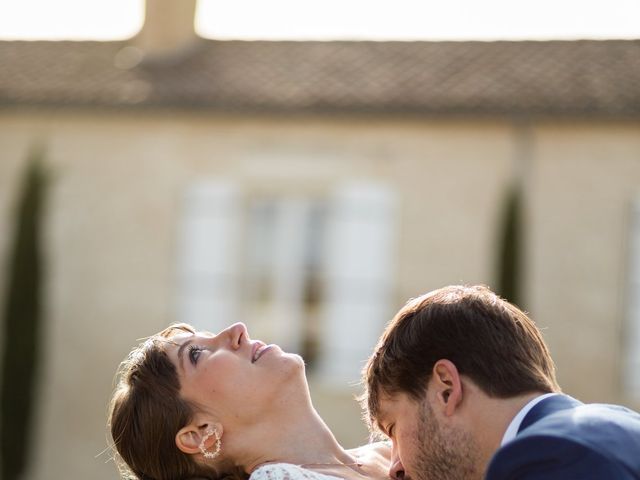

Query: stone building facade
1;2;640;478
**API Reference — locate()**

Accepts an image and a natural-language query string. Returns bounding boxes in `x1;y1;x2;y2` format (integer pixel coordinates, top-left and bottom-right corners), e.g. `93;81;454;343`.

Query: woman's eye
387;424;395;437
188;345;202;365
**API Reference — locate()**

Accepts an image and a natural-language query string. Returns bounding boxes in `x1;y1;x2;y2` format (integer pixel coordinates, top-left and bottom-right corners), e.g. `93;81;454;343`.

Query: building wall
0;110;637;479
527;121;640;409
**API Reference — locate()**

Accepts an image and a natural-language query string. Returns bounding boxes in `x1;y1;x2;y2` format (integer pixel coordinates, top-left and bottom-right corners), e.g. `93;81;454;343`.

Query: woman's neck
237;399;355;475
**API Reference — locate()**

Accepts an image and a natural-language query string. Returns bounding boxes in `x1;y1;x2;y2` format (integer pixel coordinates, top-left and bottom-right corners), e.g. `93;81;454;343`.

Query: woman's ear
175;421;223;456
431;359;463;416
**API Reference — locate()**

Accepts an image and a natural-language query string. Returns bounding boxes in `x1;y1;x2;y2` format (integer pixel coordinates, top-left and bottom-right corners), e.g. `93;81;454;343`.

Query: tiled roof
1;38;640;116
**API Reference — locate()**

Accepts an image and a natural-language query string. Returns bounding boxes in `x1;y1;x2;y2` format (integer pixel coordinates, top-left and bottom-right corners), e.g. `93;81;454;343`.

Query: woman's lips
253;345;274;363
252;342;273;363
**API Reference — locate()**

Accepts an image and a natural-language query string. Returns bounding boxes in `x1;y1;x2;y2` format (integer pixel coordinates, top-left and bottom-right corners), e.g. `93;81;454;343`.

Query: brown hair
363;285;560;428
108;323;219;480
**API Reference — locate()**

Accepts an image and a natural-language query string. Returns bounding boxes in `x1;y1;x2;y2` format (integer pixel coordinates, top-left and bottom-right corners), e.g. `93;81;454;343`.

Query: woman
108;322;390;480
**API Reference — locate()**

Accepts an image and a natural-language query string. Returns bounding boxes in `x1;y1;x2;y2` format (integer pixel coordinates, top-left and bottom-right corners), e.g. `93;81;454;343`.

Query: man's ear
431;359;462;416
175;420;223;456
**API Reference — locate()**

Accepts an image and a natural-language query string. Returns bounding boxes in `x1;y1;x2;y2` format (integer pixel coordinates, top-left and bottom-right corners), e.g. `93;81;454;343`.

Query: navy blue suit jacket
485;394;640;479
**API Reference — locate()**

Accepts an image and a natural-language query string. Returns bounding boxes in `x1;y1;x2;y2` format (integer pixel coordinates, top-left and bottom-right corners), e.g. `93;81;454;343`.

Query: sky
1;0;640;41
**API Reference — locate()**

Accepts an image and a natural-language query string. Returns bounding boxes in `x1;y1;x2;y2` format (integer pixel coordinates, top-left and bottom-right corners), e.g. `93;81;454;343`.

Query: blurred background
1;0;640;478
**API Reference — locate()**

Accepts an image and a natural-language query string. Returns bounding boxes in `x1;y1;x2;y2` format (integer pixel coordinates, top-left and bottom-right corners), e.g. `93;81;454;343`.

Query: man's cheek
395;441;409;469
400;429;421;475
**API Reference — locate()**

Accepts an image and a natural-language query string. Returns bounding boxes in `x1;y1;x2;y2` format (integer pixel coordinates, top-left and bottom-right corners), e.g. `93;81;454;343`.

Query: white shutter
268;199;313;353
177;180;240;332
625;198;640;398
319;182;397;385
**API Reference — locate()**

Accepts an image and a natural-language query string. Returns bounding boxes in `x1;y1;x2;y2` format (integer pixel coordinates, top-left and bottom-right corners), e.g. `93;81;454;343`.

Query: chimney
133;0;199;59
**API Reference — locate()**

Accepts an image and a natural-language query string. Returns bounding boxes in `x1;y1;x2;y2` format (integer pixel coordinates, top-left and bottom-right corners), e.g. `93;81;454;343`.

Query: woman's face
166;322;304;426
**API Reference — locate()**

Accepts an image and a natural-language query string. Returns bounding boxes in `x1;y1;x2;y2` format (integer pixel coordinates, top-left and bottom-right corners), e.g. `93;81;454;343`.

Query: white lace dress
250;463;343;480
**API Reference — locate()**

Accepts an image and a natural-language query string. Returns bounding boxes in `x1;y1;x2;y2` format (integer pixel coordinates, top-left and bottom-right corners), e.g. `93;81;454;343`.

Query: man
363;285;640;480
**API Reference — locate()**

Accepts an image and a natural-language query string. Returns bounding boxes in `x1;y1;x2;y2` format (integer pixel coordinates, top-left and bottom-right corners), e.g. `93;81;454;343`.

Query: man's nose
389;458;405;480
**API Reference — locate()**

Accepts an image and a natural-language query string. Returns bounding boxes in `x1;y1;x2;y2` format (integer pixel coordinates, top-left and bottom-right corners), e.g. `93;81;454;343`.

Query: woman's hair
108;323;218;480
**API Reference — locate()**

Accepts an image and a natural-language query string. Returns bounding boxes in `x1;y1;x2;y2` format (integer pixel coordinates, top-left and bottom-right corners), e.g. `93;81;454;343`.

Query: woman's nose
225;322;248;348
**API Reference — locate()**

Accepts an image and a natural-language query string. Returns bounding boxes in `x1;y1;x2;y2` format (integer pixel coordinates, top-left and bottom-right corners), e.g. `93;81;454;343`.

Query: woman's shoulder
344;440;391;478
348;441;391;464
250;463;342;480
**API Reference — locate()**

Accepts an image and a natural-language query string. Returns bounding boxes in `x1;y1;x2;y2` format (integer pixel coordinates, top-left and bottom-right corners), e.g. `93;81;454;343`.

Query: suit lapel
518;394;582;433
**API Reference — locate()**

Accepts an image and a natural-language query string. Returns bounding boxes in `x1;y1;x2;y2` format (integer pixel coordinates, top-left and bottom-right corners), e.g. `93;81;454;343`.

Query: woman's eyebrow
177;338;195;371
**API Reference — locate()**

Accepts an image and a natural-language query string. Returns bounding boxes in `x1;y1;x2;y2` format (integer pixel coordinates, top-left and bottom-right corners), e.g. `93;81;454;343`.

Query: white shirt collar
500;393;559;446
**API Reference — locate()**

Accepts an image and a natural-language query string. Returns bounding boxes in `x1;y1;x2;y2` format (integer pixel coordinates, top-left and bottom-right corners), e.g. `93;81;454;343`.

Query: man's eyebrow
177;338;194;372
374;411;388;435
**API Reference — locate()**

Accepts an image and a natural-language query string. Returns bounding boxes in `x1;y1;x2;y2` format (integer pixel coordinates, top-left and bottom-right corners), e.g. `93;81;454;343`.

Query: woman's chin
282;351;307;373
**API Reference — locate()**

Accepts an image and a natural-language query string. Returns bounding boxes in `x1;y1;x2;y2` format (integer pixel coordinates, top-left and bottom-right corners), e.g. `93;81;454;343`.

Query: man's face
376;391;482;480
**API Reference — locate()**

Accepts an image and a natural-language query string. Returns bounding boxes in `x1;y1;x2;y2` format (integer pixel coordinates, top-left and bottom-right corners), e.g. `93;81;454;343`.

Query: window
177;179;397;384
242;196;326;365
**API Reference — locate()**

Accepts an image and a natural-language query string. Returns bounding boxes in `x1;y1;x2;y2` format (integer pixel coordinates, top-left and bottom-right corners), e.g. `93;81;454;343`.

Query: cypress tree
0;149;48;480
496;184;523;307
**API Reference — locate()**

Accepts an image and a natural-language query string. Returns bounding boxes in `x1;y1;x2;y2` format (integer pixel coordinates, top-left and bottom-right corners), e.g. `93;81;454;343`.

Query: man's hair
363;285;560;428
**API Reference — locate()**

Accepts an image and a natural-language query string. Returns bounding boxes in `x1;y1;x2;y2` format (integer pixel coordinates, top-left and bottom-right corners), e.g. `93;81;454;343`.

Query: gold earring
199;428;221;460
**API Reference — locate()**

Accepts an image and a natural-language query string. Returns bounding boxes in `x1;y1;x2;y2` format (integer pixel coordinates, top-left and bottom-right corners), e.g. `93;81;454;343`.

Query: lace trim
251;463;343;480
